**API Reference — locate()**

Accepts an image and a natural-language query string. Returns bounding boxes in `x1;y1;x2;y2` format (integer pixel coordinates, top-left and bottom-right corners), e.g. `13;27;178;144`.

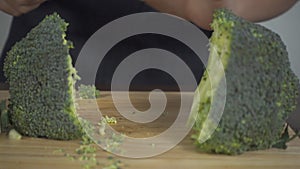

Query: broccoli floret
3;13;83;140
0;99;11;133
190;9;299;155
8;129;22;140
77;84;101;99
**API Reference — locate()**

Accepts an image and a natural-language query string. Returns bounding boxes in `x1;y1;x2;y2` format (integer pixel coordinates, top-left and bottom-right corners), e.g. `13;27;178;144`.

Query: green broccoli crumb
8;129;22;140
0;100;11;133
77;84;101;99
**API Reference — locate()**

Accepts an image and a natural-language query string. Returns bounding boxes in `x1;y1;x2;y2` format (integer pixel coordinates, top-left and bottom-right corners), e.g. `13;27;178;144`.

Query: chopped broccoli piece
8;129;22;140
0;100;10;133
77;84;101;99
191;9;299;155
3;13;83;140
0;100;6;112
1;105;10;133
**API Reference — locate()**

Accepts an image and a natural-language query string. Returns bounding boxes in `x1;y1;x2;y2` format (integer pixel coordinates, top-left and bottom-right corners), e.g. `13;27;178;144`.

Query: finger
0;0;22;16
16;3;42;14
19;0;46;6
5;0;45;7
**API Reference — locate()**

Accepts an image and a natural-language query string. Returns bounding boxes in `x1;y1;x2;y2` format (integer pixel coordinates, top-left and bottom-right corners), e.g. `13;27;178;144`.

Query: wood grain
0;90;300;169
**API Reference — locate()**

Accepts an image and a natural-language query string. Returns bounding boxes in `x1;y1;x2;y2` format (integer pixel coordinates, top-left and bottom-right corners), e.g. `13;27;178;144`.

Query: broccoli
190;9;299;155
3;13;83;140
77;84;101;99
0;99;10;133
8;129;22;140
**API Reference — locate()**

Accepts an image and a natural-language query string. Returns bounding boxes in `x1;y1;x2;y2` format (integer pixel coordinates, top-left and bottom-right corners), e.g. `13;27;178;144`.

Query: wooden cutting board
0;90;300;169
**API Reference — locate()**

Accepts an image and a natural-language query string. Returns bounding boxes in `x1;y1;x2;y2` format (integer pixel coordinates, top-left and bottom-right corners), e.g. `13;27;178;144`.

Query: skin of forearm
145;0;298;30
233;0;298;22
0;0;45;16
144;0;189;19
144;0;232;30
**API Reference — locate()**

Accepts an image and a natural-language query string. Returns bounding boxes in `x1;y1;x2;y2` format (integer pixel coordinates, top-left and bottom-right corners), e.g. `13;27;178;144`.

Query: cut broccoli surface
4;13;83;140
191;9;299;155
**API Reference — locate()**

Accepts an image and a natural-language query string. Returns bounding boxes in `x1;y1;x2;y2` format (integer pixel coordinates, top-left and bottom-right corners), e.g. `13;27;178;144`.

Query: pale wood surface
0;90;300;169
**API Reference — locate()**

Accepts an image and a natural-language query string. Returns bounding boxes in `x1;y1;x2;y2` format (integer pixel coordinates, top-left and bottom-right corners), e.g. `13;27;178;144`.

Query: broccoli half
191;9;299;155
3;13;83;140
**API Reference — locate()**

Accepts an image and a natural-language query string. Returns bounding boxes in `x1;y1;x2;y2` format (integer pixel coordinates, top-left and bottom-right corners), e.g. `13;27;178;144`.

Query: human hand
0;0;46;16
145;0;298;30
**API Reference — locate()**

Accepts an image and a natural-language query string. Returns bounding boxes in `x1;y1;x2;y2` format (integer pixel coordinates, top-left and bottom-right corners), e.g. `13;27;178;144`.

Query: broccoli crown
191;9;299;155
3;13;83;140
